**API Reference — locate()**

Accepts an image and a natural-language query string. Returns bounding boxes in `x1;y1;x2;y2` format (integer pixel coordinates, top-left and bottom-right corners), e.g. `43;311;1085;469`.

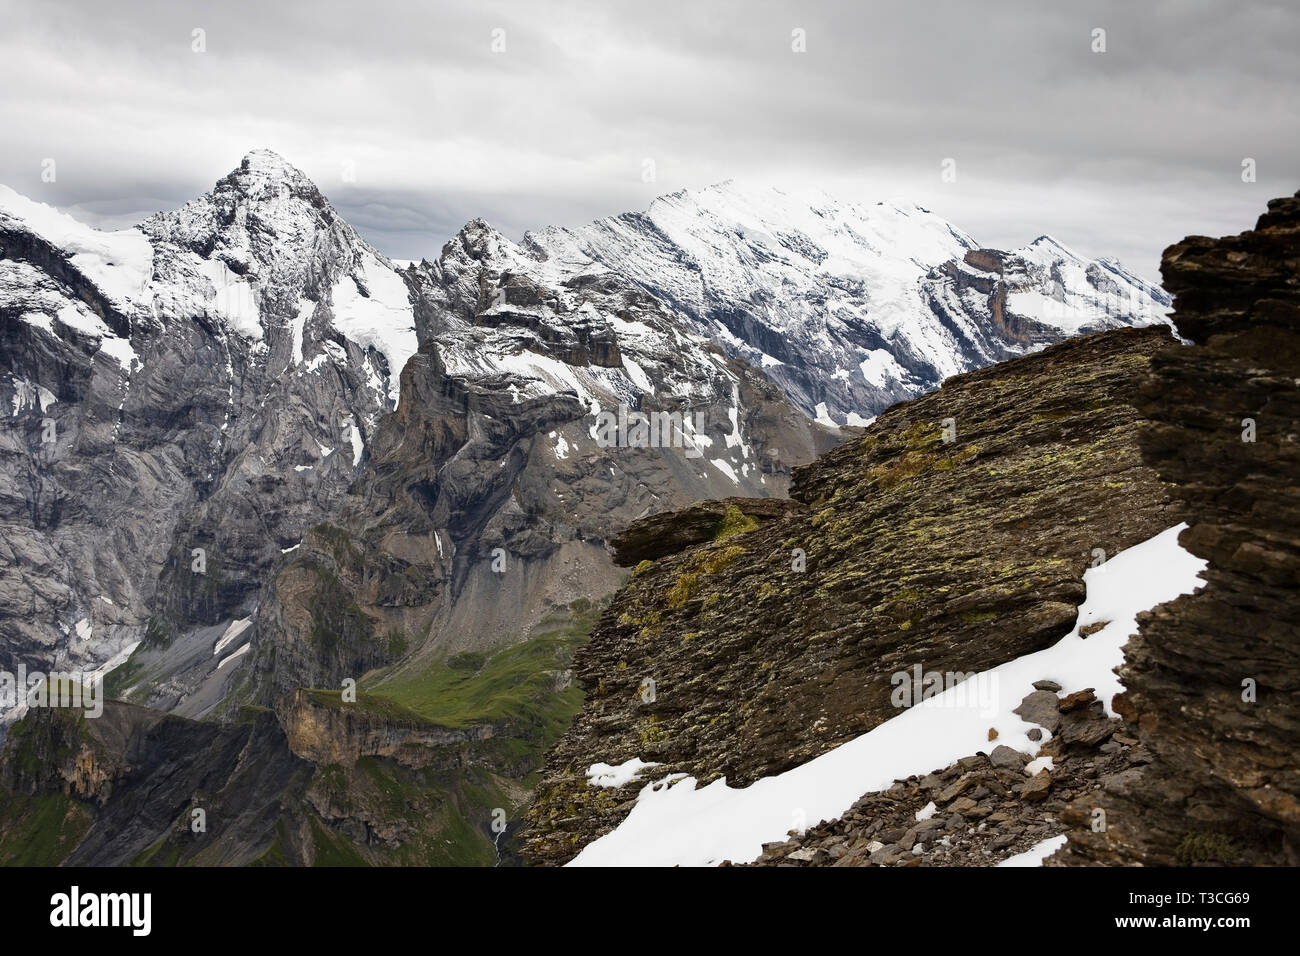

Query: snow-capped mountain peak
527;183;1171;424
136;152;417;404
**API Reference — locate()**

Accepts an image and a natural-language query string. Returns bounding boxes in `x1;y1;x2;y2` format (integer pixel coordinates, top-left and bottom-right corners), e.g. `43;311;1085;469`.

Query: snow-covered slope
411;217;808;492
528;181;1173;424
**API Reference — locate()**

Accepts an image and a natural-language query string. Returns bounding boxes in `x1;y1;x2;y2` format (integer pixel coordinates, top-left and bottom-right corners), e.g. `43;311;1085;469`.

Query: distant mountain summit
527;181;1172;424
0;150;420;710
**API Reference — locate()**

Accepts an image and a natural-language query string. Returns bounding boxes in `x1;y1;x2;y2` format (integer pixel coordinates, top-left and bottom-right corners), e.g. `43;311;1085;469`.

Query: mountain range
0;150;1183;864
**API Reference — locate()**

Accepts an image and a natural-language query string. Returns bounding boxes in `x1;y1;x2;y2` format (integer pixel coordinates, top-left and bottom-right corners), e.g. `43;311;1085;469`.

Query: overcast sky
1;0;1296;280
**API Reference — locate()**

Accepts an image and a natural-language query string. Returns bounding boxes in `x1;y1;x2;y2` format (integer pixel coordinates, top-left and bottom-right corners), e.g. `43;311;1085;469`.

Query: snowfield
566;523;1206;867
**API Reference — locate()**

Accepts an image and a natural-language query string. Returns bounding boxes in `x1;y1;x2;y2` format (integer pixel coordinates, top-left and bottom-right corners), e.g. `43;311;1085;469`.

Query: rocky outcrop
522;325;1184;865
609;497;803;566
0;699;316;865
282;688;496;770
1055;191;1300;867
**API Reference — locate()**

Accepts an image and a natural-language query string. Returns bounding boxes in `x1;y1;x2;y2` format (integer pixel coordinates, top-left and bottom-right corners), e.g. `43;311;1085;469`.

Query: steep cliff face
523;325;1184;865
1;152;832;729
1056;192;1300;866
0;151;416;719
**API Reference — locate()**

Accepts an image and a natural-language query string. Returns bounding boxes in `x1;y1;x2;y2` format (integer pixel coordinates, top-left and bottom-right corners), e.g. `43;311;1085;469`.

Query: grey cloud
1;0;1296;280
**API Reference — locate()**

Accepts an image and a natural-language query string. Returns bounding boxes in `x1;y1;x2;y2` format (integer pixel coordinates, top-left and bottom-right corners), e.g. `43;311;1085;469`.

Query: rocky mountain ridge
1055;189;1300;866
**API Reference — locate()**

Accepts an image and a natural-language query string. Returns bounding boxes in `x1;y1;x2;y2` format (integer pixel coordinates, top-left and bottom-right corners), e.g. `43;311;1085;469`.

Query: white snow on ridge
0;185;154;314
566;523;1206;867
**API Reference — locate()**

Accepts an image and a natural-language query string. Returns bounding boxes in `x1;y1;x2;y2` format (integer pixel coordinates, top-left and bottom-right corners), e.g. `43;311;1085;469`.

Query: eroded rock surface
1055;191;1300;867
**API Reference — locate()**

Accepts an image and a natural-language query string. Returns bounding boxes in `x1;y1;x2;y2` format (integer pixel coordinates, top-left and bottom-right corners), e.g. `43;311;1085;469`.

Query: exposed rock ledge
282;688;497;769
1055;190;1300;866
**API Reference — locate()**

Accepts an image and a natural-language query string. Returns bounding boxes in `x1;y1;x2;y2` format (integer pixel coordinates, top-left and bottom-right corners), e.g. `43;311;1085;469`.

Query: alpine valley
0;150;1209;865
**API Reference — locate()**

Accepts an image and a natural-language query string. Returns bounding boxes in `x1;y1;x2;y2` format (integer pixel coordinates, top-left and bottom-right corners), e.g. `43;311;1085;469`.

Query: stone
1014;691;1063;733
937;776;975;803
1057;689;1097;713
990;745;1028;769
1021;771;1053;803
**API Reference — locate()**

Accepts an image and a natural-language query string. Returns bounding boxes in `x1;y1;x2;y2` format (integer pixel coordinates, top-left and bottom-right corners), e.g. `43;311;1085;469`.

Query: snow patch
217;643;251;669
213;617;253;656
860;348;907;388
709;458;740;484
329;254;417;404
0;185;153;313
587;758;661;789
996;834;1068;867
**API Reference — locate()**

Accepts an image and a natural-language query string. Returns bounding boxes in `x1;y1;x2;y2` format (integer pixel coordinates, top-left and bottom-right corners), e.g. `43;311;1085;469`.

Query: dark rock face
522;326;1185;866
1056;192;1300;867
